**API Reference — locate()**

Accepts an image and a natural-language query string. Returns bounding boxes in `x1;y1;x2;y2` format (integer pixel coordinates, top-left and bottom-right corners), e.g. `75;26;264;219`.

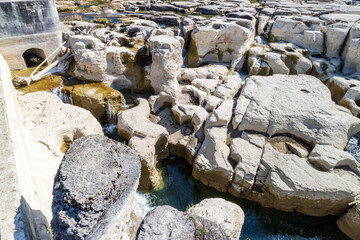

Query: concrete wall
0;0;62;70
0;0;60;38
0;54;50;239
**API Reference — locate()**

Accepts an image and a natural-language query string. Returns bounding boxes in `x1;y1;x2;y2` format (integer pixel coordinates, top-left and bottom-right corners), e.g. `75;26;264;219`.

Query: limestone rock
230;138;263;195
181;65;229;82
309;144;360;174
205;99;233;129
187;198;245;240
342;23;360;75
62;83;126;123
263;52;290;75
185;18;255;71
241;131;266;148
192;127;233;192
18;91;103;156
151;107;198;164
51;135;141;239
136;205;195;240
213;74;242;100
68;35;104;51
70;46;139;89
253;144;360;216
117;98;169;190
148;35;184;98
326;76;360;103
232;75;360;149
337;203;360;240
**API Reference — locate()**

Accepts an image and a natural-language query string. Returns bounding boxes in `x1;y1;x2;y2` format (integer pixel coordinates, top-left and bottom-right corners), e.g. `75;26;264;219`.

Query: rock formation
51;135;141;239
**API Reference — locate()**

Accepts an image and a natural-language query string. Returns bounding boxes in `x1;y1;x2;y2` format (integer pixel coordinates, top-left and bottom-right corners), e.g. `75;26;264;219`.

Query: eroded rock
51;135;141;239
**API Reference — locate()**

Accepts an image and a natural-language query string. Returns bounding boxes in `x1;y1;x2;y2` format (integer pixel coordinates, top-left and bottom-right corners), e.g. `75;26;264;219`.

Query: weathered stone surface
68;35;104;51
326;76;360;103
205;99;233;129
230;138;263;195
181;65;229;82
185;18;255;71
18;91;104;156
151;107;198;164
51;135;141;240
62;83;126;123
187;198;245;240
252;144;360;216
117;98;169;190
309;144;360;174
148;35;184;98
342;23;360;74
337;203;360;240
213;74;242;100
70;46;141;89
193;127;233;192
232;75;360;149
136;205;195;240
263;52;289;74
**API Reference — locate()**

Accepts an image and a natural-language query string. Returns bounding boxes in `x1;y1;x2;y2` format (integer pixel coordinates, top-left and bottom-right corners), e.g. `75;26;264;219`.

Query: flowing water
103;123;355;240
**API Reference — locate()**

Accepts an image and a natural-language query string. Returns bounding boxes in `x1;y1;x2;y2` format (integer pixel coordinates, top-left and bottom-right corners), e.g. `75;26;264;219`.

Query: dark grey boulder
136;205;230;240
136;205;195;240
51;135;141;240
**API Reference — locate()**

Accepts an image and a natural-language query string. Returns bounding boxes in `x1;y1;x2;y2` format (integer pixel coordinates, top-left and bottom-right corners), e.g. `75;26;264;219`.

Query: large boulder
18;91;104;156
185;17;255;71
232;75;360;149
136;205;231;240
136;205;195;240
186;198;245;240
62;83;126;123
337;203;360;240
117;98;169;190
51;135;141;239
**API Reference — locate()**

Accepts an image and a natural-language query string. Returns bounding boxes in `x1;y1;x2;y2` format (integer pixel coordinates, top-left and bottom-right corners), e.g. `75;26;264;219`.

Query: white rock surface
117;98;169;190
232;75;360;149
187;198;245;240
192;127;233;192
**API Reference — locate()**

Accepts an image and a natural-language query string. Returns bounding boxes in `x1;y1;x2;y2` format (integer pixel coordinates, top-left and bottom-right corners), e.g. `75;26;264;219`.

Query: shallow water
103;123;353;240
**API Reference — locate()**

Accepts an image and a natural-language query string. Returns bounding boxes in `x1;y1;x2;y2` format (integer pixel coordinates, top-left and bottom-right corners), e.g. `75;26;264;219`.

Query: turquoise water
143;158;349;240
103;124;352;240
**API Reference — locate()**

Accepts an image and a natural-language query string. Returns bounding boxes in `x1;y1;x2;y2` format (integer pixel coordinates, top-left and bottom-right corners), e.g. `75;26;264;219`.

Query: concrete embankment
0;54;50;239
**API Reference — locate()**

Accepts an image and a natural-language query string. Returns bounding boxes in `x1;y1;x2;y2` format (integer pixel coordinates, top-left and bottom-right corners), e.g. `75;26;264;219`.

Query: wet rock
51;135;141;239
187;198;245;240
62;83;126;123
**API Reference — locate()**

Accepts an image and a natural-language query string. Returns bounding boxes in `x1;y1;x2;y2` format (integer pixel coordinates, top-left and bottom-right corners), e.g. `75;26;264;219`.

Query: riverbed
103;123;353;240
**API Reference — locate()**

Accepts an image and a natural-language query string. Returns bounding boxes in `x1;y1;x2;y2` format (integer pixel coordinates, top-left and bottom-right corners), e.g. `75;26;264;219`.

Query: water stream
103;123;353;240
